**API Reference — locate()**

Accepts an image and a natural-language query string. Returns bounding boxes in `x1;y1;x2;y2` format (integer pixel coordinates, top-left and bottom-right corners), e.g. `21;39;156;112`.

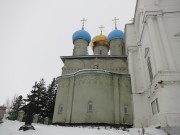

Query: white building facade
125;0;180;128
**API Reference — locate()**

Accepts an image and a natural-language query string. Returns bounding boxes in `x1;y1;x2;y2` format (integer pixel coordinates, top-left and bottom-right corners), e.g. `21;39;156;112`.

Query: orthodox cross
99;25;104;35
112;17;119;29
81;18;87;29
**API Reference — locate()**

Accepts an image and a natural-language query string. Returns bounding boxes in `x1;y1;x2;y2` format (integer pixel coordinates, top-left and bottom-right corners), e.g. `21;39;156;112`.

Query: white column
128;49;136;93
138;46;148;89
156;15;176;71
147;17;163;73
128;48;147;127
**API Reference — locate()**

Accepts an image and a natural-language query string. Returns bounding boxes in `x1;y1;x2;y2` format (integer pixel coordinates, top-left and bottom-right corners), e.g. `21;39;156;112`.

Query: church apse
53;70;133;124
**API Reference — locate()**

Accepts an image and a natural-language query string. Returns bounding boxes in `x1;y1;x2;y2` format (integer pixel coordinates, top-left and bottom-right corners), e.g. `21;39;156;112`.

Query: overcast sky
0;0;136;105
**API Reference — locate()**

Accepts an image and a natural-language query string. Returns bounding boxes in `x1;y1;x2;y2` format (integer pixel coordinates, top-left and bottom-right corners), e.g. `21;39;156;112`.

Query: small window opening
124;104;128;115
147;57;153;83
100;50;102;55
151;98;160;115
58;104;63;114
87;101;93;112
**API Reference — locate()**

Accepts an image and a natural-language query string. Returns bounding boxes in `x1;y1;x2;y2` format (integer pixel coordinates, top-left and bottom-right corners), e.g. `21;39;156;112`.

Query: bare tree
5;94;18;112
5;98;10;113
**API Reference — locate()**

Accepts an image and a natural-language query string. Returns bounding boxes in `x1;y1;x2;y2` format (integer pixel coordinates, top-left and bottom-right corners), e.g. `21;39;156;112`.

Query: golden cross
99;25;104;35
81;18;87;29
112;17;119;29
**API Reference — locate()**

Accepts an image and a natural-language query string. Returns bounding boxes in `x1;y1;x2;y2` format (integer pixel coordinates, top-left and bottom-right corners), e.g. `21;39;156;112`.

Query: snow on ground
0;120;166;135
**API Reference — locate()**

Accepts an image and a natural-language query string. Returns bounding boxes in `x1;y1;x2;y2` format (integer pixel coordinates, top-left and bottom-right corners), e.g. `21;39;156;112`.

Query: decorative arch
66;59;84;69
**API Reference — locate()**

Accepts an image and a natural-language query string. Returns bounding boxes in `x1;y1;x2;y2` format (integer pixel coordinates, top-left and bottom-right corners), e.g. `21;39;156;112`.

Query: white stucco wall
125;0;180;128
53;70;133;124
163;13;180;70
72;73;114;123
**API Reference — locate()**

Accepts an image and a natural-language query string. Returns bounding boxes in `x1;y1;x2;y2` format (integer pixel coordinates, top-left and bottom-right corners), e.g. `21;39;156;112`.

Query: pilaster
113;75;120;123
65;77;75;123
127;46;137;93
138;45;148;89
147;16;163;73
156;15;176;71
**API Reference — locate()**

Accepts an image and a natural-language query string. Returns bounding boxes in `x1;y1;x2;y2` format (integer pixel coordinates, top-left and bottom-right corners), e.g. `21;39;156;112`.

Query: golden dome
90;34;109;49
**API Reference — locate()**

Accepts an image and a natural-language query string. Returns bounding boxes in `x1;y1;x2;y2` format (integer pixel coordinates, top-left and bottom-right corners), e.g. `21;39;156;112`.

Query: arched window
58;104;63;114
87;101;93;112
124;104;128;115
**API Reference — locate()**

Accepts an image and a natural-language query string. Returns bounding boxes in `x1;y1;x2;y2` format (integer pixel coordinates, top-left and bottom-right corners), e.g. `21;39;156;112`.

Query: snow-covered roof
56;69;130;80
60;55;127;63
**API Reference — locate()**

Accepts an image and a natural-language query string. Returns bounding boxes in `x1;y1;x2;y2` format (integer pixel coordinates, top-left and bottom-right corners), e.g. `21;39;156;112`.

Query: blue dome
108;28;124;42
72;28;91;43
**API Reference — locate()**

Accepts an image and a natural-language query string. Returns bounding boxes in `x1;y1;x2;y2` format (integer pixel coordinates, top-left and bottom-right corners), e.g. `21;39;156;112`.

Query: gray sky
0;0;136;105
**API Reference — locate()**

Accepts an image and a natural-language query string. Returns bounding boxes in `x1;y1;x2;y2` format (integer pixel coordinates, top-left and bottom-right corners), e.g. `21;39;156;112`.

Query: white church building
53;0;180;129
125;0;180;128
53;23;133;125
